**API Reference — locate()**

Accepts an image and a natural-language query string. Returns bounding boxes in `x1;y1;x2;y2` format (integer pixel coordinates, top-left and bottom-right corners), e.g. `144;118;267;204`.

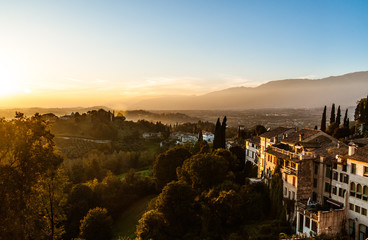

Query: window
344;174;349;183
339;188;346;197
311;221;317;232
305;216;310;228
352;163;357;174
349;219;356;238
313;178;318;188
364;166;368;177
362;208;367;216
292;177;296;186
284;187;287;196
364;186;368;201
343;164;347;172
333;163;337;169
350;203;355;211
351;182;356;197
326;166;332;179
314;164;319;175
340;173;343;182
325;182;331;193
355;205;361;213
332;186;337;195
357;184;363;199
333;172;338;180
292;191;295;200
360;224;368;240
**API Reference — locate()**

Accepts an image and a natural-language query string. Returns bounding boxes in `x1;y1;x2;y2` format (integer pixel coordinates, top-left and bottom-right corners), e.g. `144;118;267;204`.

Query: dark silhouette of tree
136;210;167;240
153;147;191;190
177;153;229;190
330;103;336;124
221;116;227;148
155;181;199;238
79;207;113;240
336;106;341;126
321;106;327;132
213;118;222;150
343;109;349;128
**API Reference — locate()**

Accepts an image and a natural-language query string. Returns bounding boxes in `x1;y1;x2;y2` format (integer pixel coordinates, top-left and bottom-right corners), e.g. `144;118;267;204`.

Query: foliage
177;153;229;190
79;207;113;240
330;103;335;124
0;114;63;239
153;147;191;189
136;210;167;240
320;106;326;132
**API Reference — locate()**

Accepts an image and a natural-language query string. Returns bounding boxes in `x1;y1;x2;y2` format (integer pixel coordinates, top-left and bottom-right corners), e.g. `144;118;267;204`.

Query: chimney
299;134;304;142
349;145;356;156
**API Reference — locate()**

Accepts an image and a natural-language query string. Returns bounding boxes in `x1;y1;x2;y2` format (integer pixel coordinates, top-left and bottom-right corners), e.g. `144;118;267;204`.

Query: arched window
350;182;356;197
363;186;368;201
357;184;362;199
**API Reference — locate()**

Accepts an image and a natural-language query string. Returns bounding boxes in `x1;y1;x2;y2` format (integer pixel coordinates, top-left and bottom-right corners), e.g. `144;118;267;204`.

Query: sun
0;65;21;96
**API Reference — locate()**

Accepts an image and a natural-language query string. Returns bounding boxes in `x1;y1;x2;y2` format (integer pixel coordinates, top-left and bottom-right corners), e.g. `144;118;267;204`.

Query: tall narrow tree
343;109;349;128
330;103;335;124
213;118;221;150
221;116;227;149
321;106;327;132
336;106;341;126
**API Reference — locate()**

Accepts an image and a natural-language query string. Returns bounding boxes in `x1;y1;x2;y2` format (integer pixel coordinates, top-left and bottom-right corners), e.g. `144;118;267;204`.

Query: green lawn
112;194;157;239
117;169;152;179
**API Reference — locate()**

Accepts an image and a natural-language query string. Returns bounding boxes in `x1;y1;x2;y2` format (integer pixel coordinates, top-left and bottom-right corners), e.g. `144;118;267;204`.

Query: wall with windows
347;158;368;240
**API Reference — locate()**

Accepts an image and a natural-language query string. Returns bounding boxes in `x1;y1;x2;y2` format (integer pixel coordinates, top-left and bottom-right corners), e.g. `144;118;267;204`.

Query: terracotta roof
281;129;321;145
346;146;368;163
248;136;260;145
259;127;294;139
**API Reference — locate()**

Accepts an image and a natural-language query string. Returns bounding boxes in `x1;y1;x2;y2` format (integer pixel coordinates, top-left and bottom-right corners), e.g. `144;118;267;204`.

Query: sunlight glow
0;64;23;96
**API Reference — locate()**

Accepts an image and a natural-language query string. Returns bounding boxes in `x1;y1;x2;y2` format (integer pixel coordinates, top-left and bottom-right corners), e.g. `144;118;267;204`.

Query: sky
0;0;368;108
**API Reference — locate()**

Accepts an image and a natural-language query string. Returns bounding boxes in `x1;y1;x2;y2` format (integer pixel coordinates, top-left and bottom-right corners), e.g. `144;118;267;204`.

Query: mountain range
128;71;368;110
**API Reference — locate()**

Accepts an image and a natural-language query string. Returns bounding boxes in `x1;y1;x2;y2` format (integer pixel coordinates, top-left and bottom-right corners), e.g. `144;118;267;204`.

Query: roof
281;128;321;145
247;136;260;145
346;146;368;163
259;126;294;139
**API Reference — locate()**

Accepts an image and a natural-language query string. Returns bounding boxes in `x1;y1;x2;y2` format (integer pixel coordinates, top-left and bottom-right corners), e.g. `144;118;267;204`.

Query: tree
79;207;113;240
330;103;335;124
343;109;349;128
136;210;167;240
177;153;229;190
65;184;97;239
213;118;222;149
270;167;286;220
0;114;63;239
153;147;191;189
221;116;227;148
336;106;341;126
254;125;267;136
155;181;199;237
321;106;327;132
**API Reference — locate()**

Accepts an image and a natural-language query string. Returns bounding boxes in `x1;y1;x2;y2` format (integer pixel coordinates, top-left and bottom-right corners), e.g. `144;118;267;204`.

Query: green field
117;169;152;179
113;194;157;239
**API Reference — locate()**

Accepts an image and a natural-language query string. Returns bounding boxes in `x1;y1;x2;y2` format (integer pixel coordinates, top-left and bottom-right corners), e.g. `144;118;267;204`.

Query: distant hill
129;71;368;110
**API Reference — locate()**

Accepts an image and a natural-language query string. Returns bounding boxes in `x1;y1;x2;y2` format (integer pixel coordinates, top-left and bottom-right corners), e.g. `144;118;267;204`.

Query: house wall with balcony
346;158;368;240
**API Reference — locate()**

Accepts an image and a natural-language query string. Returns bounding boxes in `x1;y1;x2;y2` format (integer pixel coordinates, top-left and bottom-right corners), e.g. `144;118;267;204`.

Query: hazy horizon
1;1;368;108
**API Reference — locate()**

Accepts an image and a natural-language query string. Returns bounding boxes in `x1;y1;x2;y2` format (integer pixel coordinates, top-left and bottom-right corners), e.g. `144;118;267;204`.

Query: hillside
129;71;368;110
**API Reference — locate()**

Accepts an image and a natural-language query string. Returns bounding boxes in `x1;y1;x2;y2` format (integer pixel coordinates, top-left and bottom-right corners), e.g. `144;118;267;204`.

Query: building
245;136;260;165
264;128;348;236
202;131;215;143
258;126;296;178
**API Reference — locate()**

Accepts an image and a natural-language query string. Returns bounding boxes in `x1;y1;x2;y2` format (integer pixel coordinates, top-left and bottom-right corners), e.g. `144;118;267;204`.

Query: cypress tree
221;116;227;149
321;106;327;132
213;118;221;149
330;103;335;124
343;109;349;128
336;106;341;126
